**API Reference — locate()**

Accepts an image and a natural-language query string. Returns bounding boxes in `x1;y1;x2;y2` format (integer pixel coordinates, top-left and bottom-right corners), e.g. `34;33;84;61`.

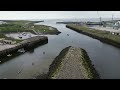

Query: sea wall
0;36;48;57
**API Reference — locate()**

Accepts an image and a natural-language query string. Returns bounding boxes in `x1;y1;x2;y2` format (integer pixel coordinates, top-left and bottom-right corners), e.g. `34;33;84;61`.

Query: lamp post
97;11;102;26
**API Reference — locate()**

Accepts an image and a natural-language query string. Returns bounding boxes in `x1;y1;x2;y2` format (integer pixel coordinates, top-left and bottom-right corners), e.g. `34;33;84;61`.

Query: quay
48;46;99;79
0;36;48;57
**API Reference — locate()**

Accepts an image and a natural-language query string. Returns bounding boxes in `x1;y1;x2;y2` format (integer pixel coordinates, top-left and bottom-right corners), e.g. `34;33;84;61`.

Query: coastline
66;24;120;48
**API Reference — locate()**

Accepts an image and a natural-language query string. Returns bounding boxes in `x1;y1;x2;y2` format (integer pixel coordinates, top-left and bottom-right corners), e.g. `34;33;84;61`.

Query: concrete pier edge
0;36;48;58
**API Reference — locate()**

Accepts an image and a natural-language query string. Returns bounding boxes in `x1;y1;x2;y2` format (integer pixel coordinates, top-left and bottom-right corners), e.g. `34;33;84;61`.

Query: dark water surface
0;20;120;79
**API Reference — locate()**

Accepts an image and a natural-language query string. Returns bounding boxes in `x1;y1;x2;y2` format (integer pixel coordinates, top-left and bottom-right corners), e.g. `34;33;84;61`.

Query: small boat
7;54;12;57
22;32;27;36
18;48;25;53
18;35;22;39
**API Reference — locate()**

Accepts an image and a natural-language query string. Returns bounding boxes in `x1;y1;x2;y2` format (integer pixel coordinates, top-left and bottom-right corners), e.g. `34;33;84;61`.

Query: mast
97;11;102;26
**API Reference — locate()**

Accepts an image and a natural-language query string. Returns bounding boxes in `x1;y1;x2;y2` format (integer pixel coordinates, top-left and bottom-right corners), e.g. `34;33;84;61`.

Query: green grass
0;25;35;34
32;25;60;34
0;20;60;44
67;24;120;45
0;21;60;34
0;34;6;38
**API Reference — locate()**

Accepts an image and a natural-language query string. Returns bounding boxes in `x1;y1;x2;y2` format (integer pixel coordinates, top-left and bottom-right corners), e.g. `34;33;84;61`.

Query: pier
0;36;48;57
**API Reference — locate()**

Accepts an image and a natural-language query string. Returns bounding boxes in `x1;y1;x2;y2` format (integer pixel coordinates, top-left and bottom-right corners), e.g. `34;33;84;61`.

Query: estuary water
0;19;120;79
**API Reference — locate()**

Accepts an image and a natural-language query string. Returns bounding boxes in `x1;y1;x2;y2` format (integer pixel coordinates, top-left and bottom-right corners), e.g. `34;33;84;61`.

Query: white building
0;21;7;24
114;21;120;26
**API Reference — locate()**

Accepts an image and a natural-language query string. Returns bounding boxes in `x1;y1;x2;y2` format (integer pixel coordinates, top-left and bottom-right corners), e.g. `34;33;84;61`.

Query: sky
0;11;120;20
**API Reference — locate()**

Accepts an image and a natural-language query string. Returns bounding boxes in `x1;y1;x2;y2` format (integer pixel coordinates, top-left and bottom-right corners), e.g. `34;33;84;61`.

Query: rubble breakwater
47;46;99;79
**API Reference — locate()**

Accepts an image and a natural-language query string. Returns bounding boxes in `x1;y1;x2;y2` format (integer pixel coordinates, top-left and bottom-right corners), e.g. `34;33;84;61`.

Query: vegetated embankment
66;24;120;48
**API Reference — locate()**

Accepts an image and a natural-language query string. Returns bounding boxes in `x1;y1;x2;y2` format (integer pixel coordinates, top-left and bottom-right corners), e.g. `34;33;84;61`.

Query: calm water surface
0;20;120;79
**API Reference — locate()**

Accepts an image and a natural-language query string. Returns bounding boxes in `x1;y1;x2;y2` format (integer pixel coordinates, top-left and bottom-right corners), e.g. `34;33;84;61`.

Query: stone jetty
48;46;99;79
0;36;48;57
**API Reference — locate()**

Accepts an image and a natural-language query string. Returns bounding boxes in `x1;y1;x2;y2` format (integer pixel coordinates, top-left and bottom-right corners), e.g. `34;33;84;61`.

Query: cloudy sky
0;11;120;20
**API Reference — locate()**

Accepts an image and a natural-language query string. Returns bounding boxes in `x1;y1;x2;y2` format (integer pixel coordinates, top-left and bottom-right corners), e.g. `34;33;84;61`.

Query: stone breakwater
0;36;48;58
47;46;99;79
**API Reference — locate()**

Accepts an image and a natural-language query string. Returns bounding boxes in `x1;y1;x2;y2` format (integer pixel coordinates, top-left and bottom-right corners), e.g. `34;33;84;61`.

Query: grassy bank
0;20;61;35
47;46;99;79
31;25;61;35
66;24;120;48
0;20;60;43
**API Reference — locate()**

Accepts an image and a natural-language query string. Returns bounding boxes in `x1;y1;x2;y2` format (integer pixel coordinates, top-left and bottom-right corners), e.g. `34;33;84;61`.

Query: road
89;26;120;33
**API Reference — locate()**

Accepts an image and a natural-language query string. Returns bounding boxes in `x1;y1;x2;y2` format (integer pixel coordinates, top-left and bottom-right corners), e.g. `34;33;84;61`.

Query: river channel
0;20;120;79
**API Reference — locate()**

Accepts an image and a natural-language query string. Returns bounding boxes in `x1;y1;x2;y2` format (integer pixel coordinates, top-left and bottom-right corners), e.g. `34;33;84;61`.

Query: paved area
89;26;120;33
0;44;15;51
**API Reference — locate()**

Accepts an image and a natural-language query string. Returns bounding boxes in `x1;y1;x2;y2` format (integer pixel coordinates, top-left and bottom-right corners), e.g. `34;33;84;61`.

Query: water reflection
28;49;34;53
0;43;45;64
0;20;120;79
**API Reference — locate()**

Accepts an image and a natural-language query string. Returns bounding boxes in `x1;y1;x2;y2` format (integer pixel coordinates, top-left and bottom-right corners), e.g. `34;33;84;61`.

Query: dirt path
90;26;120;33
